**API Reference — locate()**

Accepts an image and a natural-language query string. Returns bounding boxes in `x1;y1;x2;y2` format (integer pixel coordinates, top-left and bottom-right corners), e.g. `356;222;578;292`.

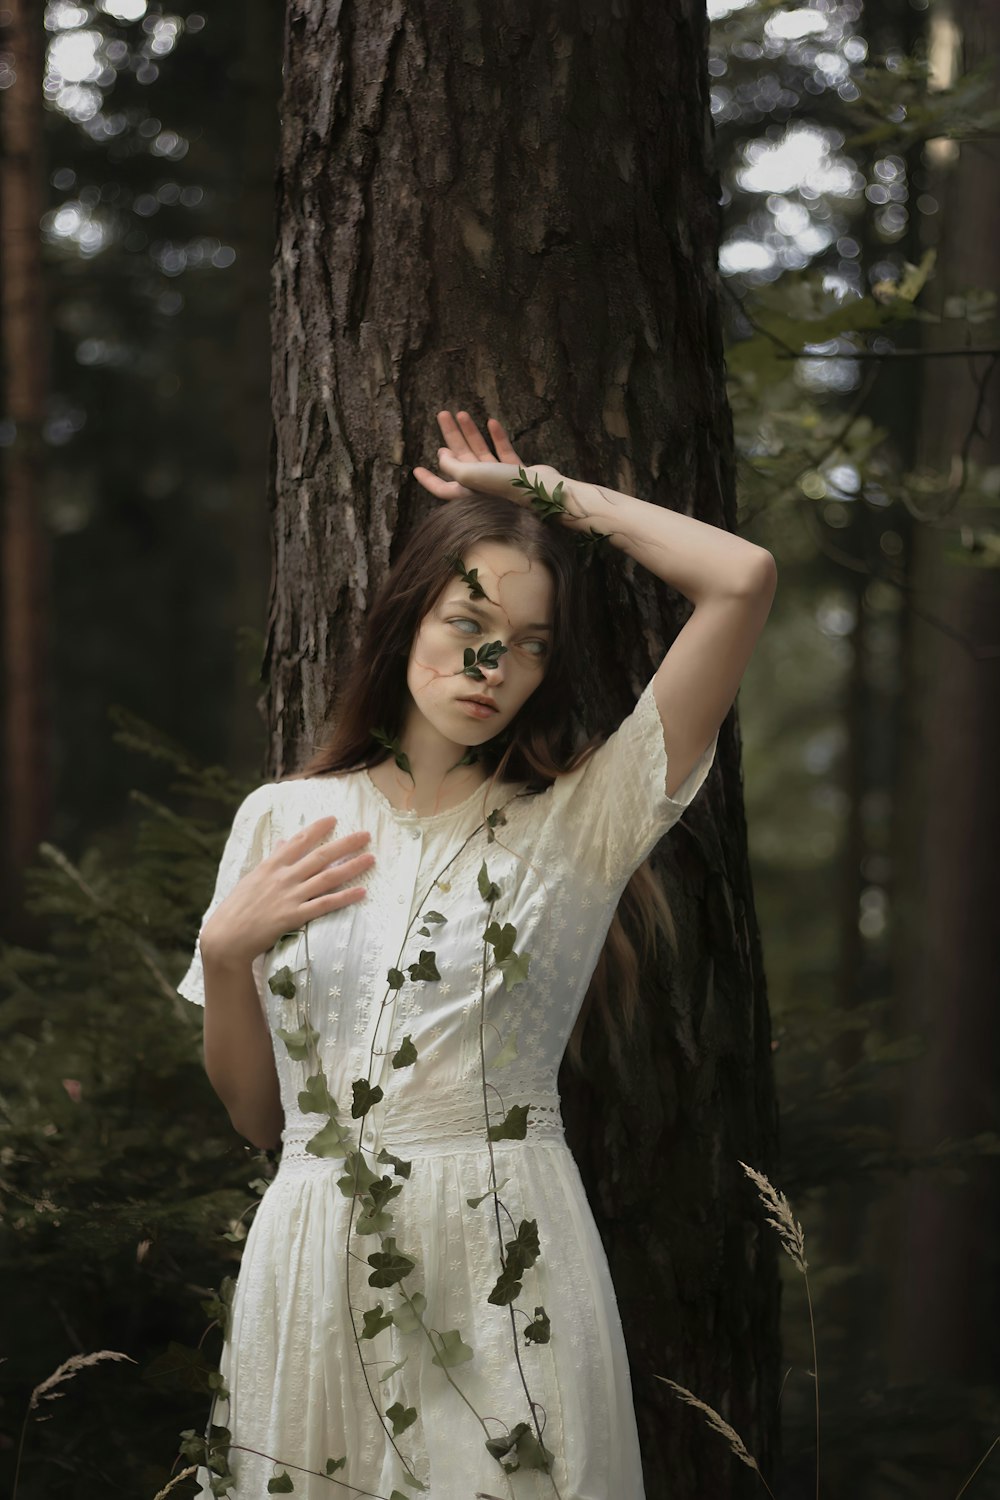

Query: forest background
1;1;999;1498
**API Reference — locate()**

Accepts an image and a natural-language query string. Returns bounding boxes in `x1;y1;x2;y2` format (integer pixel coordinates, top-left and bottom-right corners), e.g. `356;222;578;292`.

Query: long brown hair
283;495;676;1076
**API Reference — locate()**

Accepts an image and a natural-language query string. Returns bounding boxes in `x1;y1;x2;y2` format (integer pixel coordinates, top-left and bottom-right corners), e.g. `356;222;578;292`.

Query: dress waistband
277;1083;565;1172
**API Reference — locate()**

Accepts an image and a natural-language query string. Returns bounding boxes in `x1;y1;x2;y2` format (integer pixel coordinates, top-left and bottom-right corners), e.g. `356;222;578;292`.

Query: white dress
177;677;717;1500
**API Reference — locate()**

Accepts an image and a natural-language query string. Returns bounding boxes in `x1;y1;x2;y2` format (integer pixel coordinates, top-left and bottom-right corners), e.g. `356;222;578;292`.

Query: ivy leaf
478;861;501;903
351;1079;384;1118
361;1303;394;1339
392;1034;418;1068
377;1147;412;1179
336;1149;380;1197
487;1104;530;1142
407;950;440;982
416;925;430;936
484;919;516;960
422;910;446;924
523;1306;551;1345
514;1425;556;1472
387;967;405;990
267;965;296;1000
266;1474;294;1493
399;1471;427;1491
487;1263;522;1306
355;1205;394;1235
297;1072;337;1115
491;1031;518;1069
276;1021;319;1061
390;1290;426;1333
486;1421;530;1467
369;1175;404;1211
386;1400;418;1436
306;1115;350;1159
506;1219;540;1269
389;1492;411;1500
430;1328;474;1368
467;1175;509;1208
498;950;530;989
367;1237;416;1288
485;807;507;843
377;1355;408;1384
325;1457;346;1474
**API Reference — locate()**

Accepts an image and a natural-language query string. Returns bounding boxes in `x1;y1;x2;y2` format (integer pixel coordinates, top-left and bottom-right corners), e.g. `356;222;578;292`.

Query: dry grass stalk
738;1160;807;1271
655;1376;776;1498
152;1465;200;1499
29;1350;136;1412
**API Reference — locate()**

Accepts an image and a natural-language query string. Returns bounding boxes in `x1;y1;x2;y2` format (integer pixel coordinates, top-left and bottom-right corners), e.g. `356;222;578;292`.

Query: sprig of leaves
511;464;569;521
444;552;487;599
371;727;412;779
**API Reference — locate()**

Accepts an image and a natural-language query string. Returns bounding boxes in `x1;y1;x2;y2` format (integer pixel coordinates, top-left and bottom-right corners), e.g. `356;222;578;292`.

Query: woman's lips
458;698;499;718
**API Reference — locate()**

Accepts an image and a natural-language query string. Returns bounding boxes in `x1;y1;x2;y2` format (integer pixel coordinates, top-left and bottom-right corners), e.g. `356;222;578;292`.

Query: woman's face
405;541;554;745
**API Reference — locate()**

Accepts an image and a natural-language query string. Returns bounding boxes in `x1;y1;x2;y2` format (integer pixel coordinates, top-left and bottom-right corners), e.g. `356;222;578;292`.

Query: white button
410;829;421;841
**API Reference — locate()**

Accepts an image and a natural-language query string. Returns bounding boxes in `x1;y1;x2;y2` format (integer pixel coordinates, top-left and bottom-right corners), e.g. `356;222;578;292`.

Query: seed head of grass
655;1376;761;1473
738;1160;807;1272
29;1350;136;1413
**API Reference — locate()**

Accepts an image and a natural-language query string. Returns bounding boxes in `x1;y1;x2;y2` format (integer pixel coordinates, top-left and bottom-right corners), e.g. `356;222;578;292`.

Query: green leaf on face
276;1021;319;1061
368;1237;416;1288
487;1263;522;1305
478;861;501;903
298;1072;338;1114
266;1473;294;1493
390;1290;426;1333
267;965;297;999
430;1327;474;1368
361;1303;394;1339
337;1149;380;1196
467;1175;509;1208
351;1078;384;1117
386;1400;418;1436
305;1115;351;1158
498;950;530;989
445;552;487;600
392;1034;418;1068
377;1147;412;1179
407;950;439;982
325;1457;346;1474
491;1031;518;1069
523;1305;551;1345
377;1356;408;1384
487;1103;530;1142
506;1218;540;1269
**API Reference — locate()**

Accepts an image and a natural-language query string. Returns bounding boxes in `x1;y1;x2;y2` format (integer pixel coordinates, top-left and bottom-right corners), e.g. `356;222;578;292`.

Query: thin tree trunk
888;0;1000;1393
0;0;51;930
266;4;780;1494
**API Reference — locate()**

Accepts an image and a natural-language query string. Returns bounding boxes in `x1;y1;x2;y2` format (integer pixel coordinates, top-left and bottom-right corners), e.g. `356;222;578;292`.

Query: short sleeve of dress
176;783;274;1008
544;677;718;889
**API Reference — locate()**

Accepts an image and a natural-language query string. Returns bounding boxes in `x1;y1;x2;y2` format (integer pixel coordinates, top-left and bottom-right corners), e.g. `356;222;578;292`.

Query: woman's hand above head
198;817;375;971
412;409;565;511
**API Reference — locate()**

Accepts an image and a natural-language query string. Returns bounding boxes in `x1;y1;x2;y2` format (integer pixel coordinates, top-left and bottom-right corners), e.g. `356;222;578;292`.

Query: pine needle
738;1160;808;1271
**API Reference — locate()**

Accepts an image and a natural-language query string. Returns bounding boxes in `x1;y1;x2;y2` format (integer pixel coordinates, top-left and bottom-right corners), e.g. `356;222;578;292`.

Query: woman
177;410;776;1499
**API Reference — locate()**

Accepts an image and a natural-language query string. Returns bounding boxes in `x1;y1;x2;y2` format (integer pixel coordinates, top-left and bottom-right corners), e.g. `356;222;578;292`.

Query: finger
455;410;496;462
436;410;478;461
487;417;524;466
412;465;468;501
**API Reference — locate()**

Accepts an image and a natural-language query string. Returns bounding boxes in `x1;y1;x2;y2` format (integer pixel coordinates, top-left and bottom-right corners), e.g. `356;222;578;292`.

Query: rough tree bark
263;4;780;1494
0;1;51;926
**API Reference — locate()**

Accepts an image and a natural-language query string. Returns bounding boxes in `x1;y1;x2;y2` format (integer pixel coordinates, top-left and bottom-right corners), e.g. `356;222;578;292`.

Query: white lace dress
177;677;717;1500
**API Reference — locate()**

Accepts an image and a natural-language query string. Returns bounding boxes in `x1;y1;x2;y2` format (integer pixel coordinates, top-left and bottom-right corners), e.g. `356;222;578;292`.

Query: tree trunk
0;0;51;928
888;0;1000;1395
265;4;780;1494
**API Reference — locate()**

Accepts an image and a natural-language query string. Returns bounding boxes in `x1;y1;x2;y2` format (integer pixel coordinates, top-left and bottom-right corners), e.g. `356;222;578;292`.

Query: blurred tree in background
2;0;1000;1497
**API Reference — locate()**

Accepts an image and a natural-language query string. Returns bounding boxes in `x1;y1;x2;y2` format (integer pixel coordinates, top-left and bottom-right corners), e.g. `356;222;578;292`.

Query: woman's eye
449;619;547;657
449;618;480;633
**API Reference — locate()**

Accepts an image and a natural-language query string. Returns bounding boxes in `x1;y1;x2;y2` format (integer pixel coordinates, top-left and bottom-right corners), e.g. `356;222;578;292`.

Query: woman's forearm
560;474;774;605
201;949;284;1151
